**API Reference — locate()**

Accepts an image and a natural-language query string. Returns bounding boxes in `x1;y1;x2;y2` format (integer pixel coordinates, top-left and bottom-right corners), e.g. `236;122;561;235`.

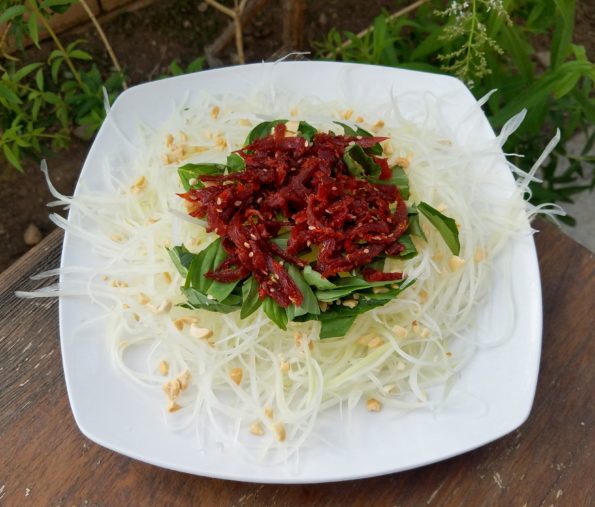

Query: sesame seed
308;225;316;231
243;242;250;248
216;197;222;205
248;252;254;258
234;201;242;206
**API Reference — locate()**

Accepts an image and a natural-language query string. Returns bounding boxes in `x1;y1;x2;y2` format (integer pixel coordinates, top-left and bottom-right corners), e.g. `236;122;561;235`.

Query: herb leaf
167;245;194;277
286;264;320;319
178;163;226;191
398;235;418;259
302;265;336;290
333;122;382;155
343;144;381;179
417;202;461;255
297;121;317;142
407;205;426;240
240;277;262;319
226;153;245;172
182;287;240;313
262;297;288;330
246;120;287;144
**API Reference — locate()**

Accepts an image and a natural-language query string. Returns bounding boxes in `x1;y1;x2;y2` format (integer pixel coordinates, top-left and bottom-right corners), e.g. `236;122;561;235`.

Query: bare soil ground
0;0;593;271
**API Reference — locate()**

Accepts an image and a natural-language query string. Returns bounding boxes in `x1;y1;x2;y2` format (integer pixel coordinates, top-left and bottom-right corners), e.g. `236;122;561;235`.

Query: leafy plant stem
78;0;127;89
324;0;429;58
26;0;85;89
463;0;478;80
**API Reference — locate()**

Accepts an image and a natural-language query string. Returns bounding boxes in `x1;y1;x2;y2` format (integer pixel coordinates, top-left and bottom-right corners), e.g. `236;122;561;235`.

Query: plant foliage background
0;0;593;225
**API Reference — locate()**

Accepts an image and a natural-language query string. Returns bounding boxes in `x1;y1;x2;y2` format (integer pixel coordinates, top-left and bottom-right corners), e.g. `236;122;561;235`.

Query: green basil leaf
302;265;336;289
245;120;287;144
0;5;25;24
186;238;220;291
206;241;239;302
319;314;358;339
333;122;382;155
398;235;418;259
407;206;426;240
226;153;245;172
178;163;226;191
297;121;317;142
240;277;262;319
333;121;357;136
315;276;403;302
167;245;194;277
286;264;320;318
343;144;381;179
182;287;240;314
417;202;461;255
263;297;288;330
371;166;409;200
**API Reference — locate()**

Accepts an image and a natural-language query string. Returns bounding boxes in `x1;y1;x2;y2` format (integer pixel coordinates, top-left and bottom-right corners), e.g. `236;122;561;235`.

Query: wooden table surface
1;221;593;507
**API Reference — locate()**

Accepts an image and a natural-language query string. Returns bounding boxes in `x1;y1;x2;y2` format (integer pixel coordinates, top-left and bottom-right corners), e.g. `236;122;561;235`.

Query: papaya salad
21;91;560;462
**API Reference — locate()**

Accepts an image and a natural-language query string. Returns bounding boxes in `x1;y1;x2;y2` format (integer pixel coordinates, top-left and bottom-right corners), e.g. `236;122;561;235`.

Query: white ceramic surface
59;62;542;483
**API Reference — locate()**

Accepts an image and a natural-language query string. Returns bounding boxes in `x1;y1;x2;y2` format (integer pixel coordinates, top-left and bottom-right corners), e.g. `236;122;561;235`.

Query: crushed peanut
167;401;182;413
210;105;220;119
289;107;299;117
159;360;169;376
110;279;128;288
342;299;358;309
273;422;286;442
264;405;273;419
148;300;172;314
163;272;172;284
341;108;353;120
355;116;364;123
419;289;428;303
372;287;389;294
279;361;290;373
449;255;465;271
238;118;252;126
394;157;410;169
190;324;213;340
137;292;150;305
367;336;384;349
178;370;192;390
163;379;182;401
130;175;147;193
474;247;487;262
110;234;123;242
367;398;382;412
173;319;184;331
392;324;408;338
249;421;265;436
357;333;375;346
229;367;243;385
372;119;385;131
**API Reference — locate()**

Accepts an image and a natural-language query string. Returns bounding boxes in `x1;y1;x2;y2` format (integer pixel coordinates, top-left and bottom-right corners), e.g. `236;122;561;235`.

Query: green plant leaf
417;202;460;255
343;144;381;178
226;153;245;172
398;235;418;259
240;277;262;319
13;63;43;82
28;13;40;48
167;245;194;277
245;120;287;144
286;263;320;319
69;49;93;61
2;144;23;171
302;265;336;289
182;287;240;313
178;163;226;190
0;82;22;104
0;5;25;24
297;121;317;141
262;297;288;330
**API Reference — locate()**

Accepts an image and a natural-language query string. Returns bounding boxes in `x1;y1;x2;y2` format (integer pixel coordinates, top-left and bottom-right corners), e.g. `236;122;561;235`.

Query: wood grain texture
0;222;593;507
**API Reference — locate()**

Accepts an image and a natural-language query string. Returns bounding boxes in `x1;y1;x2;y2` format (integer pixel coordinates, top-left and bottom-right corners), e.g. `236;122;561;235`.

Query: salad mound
172;120;459;337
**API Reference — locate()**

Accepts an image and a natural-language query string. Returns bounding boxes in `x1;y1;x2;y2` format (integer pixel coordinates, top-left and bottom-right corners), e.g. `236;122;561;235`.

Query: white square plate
59;62;542;483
